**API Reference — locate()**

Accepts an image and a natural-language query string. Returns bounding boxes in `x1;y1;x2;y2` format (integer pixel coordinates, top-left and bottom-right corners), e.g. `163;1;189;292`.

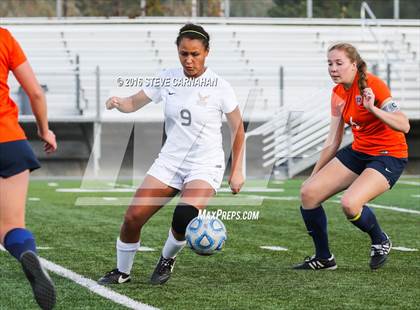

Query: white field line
220;188;284;193
57;187;283;193
74;196;263;206
103;197;119;201
331;199;420;215
0;245;158;309
359;202;420;215
138;246;156;252
393;247;418;252
40;258;159;310
76;193;418;215
107;182;134;188
0;244;52;251
270;181;284;185
109;181;286;189
57;188;135;193
398;181;420;186
246;195;300;201
245;195;420;215
260;246;288;251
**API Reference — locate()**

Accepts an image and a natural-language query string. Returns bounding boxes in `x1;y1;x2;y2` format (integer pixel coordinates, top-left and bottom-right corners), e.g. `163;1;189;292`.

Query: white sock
162;229;186;259
116;238;140;275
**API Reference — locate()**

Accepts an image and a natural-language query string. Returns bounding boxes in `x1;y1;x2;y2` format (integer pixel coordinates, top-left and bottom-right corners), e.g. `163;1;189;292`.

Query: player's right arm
311;115;345;176
105;90;152;113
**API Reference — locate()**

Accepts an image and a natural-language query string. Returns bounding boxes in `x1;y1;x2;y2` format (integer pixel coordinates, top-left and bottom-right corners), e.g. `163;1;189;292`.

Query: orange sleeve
7;30;27;70
368;74;391;108
330;88;345;117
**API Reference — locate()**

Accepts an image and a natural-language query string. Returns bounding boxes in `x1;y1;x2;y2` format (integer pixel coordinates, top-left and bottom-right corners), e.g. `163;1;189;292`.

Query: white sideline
220;187;284;193
138;246;156;252
247;195;299;201
0;244;53;251
0;245;158;310
56;187;284;193
393;247;418;252
363;202;420;215
332;198;420;215
246;195;420;215
260;246;288;251
398;181;420;186
57;188;136;193
39;258;159;310
74;196;262;206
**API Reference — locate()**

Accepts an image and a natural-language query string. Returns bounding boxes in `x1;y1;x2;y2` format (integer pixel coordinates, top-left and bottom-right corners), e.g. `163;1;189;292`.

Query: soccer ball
185;216;227;255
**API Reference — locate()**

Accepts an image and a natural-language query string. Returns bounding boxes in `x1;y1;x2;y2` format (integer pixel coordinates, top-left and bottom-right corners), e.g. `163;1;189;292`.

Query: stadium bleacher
6;21;419;121
3;19;419;177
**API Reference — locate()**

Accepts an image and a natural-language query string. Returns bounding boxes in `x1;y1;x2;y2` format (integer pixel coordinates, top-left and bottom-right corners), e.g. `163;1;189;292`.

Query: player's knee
340;195;358;217
123;208;145;228
172;203;199;235
300;183;317;206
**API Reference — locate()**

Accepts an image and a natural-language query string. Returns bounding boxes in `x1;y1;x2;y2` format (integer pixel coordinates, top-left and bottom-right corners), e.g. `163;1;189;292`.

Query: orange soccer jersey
0;27;27;143
331;73;408;158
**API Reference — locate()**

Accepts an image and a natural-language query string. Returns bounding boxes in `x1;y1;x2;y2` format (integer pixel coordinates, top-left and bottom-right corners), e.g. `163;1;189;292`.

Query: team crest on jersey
349;116;361;130
197;92;210;106
355;95;362;105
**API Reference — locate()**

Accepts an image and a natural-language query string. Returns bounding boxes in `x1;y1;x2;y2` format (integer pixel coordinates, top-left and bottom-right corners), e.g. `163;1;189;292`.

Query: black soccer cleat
97;269;131;285
150;255;176;285
293;254;337;270
20;251;56;310
370;233;392;270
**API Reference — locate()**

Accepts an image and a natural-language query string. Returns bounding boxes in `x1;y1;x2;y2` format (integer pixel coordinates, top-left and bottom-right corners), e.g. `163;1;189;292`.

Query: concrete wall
23;119;420;179
23;121;269;179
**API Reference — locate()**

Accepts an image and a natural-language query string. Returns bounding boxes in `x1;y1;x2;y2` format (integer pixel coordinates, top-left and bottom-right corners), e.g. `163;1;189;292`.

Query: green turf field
1;178;419;309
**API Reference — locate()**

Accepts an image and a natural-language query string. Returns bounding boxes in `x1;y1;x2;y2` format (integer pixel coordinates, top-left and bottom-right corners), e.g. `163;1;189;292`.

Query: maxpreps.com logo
199;209;260;221
355;95;363;105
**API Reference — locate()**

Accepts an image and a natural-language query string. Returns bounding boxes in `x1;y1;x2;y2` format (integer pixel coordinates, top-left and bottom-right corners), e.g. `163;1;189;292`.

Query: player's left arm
362;88;410;133
13;61;57;154
226;106;245;194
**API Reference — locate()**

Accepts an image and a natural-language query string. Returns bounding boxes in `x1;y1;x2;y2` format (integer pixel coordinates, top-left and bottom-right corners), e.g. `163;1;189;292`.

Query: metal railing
243;86;337;179
360;1;420;110
361;1;388;63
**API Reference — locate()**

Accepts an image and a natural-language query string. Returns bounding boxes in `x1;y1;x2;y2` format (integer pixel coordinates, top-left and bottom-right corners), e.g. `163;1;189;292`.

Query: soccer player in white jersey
98;23;245;285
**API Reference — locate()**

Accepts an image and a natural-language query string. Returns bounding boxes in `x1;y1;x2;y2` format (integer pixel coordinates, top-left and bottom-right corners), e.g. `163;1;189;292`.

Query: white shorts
146;156;225;191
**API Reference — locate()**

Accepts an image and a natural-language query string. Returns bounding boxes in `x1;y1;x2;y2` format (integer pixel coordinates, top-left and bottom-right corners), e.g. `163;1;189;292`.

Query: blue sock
348;206;386;244
300;206;331;259
3;228;37;261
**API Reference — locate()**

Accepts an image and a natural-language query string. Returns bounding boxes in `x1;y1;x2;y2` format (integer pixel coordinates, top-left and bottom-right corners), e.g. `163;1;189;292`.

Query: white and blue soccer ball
185;216;227;255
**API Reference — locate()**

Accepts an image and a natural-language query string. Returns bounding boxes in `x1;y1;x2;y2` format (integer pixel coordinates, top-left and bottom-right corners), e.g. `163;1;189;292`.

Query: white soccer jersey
143;67;238;168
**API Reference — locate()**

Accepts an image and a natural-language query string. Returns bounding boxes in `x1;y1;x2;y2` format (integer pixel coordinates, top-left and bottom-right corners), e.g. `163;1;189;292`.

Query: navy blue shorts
0;140;40;178
336;145;407;188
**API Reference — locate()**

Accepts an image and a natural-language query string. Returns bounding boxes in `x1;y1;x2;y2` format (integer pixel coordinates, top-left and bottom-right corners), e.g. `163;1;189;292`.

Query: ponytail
357;59;368;94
